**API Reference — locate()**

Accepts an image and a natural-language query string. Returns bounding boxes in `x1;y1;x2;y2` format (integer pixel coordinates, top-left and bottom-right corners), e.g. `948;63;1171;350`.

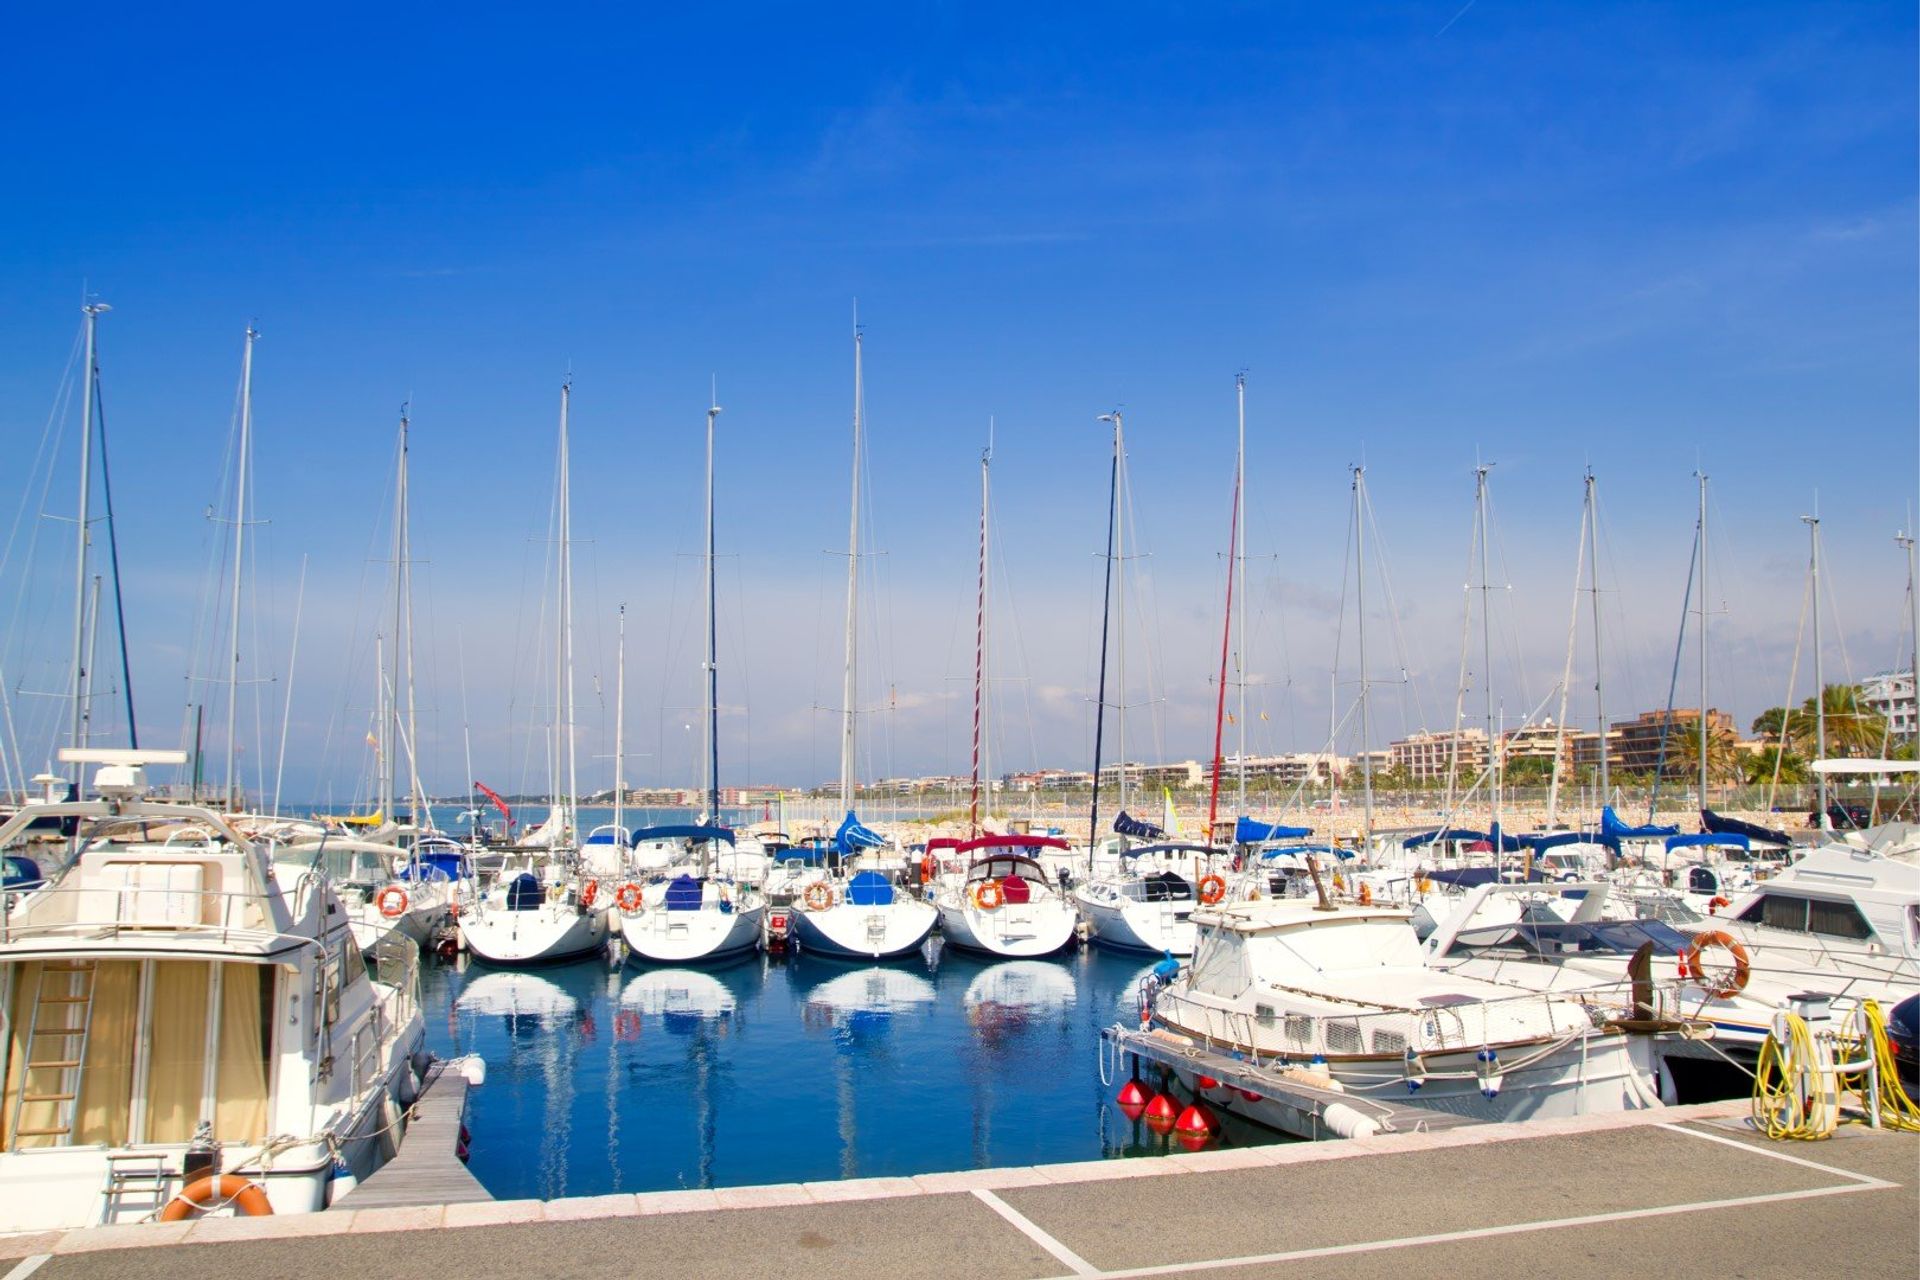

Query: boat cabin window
3;959;274;1151
1737;892;1873;941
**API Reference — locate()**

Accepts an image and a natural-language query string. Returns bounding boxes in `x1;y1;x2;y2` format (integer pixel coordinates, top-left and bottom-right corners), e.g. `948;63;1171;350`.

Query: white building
1861;671;1916;739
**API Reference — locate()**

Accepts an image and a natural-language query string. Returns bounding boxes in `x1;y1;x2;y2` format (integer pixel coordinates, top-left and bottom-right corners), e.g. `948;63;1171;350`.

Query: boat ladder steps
8;959;99;1148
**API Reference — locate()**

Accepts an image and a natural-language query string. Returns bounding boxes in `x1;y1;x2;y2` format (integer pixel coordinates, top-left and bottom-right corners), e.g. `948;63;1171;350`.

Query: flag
1162;787;1179;837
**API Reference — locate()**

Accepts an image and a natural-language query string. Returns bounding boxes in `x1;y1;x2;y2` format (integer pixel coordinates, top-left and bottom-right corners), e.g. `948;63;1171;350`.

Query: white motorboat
0;751;428;1231
933;837;1078;958
1073;843;1231;956
790;868;936;960
1148;891;1665;1128
1687;842;1920;986
460;853;611;965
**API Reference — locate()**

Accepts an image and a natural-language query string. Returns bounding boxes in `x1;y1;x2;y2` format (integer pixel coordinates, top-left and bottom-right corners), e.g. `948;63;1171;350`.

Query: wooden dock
335;1060;492;1209
1104;1023;1485;1138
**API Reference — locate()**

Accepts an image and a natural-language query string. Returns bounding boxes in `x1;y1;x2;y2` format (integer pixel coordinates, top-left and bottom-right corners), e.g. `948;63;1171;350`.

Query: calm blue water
420;943;1278;1200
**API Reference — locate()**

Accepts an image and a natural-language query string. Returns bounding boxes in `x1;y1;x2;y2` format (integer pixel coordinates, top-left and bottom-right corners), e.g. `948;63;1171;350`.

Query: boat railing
0;884;308;953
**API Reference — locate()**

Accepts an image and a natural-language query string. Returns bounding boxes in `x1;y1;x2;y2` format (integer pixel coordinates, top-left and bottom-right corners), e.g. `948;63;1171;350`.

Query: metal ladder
7;960;98;1148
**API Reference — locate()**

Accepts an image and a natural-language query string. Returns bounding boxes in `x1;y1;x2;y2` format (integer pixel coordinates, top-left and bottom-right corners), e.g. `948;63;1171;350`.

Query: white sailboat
462;379;611;965
789;320;936;960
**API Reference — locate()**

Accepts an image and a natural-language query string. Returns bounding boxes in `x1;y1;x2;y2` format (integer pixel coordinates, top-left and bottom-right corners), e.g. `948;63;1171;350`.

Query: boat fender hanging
1357;881;1373;907
615;882;644;913
377;886;409;919
1476;1047;1503;1100
1404;1047;1427;1093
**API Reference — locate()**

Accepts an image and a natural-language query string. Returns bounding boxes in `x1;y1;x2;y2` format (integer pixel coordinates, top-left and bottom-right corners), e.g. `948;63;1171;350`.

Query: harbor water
423;942;1281;1200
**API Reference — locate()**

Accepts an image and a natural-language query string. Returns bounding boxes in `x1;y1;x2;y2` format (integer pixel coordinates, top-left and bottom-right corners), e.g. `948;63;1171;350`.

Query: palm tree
1667;723;1744;787
1744;745;1807;787
1782;684;1888;760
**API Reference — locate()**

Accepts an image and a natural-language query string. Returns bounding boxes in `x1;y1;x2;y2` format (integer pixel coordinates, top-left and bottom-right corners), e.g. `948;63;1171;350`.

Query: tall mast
1115;416;1128;814
225;326;257;809
839;318;864;812
80;576;103;749
1697;472;1709;810
1904;529;1920;752
1235;373;1248;814
1476;464;1497;838
560;379;579;834
1087;411;1122;865
969;438;991;837
614;605;626;836
391;407;416;822
704;391;721;822
69;302;109;793
1353;466;1374;839
1807;511;1827;828
1587;470;1607;808
374;633;388;818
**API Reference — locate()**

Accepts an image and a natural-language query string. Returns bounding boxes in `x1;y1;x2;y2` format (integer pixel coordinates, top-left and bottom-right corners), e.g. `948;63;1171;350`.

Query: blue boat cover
664;874;704;911
1424;866;1545;888
402;849;472;882
834;812;887;855
505;872;544;911
1121;842;1219;860
1601;806;1678;839
844;869;895;906
632;824;736;845
1519;831;1619;854
1701;810;1792;846
1259;843;1354;860
1235;816;1314;843
1;855;42;889
1113;810;1165;839
1401;825;1522;852
1665;831;1749;853
584;829;631;847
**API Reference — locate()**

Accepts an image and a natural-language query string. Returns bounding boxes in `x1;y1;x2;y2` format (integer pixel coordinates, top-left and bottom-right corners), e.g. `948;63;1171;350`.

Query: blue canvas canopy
1120;842;1218;860
1701;809;1792;847
1665;831;1749;853
664;874;704;911
1424;865;1545;888
845;869;895;906
632;824;736;845
1601;806;1677;839
834;812;887;855
1401;825;1522;852
401;849;473;882
2;855;42;889
1519;830;1619;854
1235;816;1314;843
1113;810;1165;839
1259;843;1354;861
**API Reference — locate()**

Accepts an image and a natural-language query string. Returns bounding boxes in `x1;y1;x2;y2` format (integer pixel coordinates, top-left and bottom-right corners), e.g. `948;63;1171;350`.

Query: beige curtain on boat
144;961;211;1143
72;960;140;1146
214;964;271;1141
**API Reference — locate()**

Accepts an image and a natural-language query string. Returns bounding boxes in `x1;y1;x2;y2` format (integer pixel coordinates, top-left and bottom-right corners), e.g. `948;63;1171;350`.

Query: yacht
933;835;1078;958
1073;843;1230;956
1689;842;1920;986
790;862;936;960
292;836;463;955
0;751;427;1230
459;850;611;965
618;827;765;965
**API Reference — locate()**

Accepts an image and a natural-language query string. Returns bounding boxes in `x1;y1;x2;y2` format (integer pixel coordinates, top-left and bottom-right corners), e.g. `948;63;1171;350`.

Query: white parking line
972;1189;1098;1277
1656;1121;1900;1186
1;1256;50;1280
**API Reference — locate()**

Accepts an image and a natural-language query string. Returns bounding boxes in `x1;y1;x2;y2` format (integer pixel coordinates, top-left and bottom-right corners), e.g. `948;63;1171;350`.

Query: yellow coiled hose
1752;1001;1920;1139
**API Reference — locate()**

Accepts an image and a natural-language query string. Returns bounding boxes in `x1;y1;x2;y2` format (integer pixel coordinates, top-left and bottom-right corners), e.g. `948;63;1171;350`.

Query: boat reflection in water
621;966;746;1186
453;968;595;1198
798;963;936;1177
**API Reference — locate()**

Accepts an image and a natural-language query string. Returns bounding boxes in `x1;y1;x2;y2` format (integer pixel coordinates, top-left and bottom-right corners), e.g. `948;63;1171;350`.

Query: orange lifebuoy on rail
804;881;837;911
1707;895;1730;915
1197;874;1227;905
920;854;936;882
1684;929;1752;1000
972;879;1005;911
614;882;643;913
376;885;409;919
579;880;599;910
159;1175;274;1221
1357;881;1373;907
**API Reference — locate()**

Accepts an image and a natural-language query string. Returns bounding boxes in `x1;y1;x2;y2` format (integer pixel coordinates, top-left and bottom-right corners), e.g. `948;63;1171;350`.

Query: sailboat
461;379;612;965
787;320;936;960
620;392;767;963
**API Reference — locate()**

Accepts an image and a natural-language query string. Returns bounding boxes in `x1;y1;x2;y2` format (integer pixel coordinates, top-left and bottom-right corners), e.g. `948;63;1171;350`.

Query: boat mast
68;301;107;795
375;632;389;820
560;380;579;839
391;407;415;824
705;390;722;825
225;326;257;810
1115;417;1128;817
1352;466;1374;839
839;319;863;814
1087;411;1122;867
1904;528;1920;753
1587;469;1607;811
1235;373;1248;815
614;604;626;838
1806;511;1827;828
1476;464;1497;839
1697;472;1709;812
969;436;991;838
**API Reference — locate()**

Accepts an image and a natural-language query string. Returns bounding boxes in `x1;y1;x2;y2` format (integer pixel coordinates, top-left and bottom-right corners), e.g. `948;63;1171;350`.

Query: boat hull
937;896;1077;958
461;905;610;965
1074;890;1194;956
621;903;765;964
790;899;936;959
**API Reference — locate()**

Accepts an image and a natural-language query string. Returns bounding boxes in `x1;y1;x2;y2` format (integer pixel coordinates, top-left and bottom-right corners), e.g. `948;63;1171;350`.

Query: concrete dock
3;1101;1913;1279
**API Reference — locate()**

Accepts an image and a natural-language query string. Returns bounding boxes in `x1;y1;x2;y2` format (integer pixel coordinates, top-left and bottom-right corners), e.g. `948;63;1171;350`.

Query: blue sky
1;2;1915;805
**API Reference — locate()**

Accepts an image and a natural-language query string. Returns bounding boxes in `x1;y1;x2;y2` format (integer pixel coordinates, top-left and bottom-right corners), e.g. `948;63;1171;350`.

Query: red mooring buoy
1174;1103;1215;1150
1116;1079;1150;1119
1144;1092;1179;1132
1195;1075;1220;1091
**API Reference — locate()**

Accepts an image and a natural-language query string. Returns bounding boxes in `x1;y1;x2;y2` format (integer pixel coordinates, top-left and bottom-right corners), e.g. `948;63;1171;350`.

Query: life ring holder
376;885;410;919
158;1175;274;1222
1685;929;1752;1000
1197;874;1227;906
804;881;837;911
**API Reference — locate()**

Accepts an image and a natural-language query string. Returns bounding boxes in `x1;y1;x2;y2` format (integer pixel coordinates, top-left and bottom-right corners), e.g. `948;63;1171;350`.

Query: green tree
1751;707;1788;740
1668;723;1744;785
1782;684;1888;759
1744;745;1807;787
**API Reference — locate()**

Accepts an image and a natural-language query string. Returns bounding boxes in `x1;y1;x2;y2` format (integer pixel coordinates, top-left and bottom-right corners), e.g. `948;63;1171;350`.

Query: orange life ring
972;879;1005;911
804;881;836;911
1707;895;1730;915
1357;881;1373;906
1197;874;1227;905
614;882;643;913
1684;929;1752;999
579;880;599;910
920;854;936;882
158;1174;274;1221
376;885;409;919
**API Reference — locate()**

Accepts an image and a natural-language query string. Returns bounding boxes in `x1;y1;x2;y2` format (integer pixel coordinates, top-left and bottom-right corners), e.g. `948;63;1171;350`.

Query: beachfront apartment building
1387;729;1489;783
1861;670;1917;739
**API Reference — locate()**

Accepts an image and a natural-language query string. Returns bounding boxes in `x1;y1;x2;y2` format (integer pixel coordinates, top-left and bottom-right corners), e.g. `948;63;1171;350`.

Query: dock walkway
5;1102;1914;1279
334;1059;490;1210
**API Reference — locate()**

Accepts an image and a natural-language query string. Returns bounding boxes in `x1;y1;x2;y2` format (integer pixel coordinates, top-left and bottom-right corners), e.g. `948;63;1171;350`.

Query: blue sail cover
1601;806;1678;839
632;824;736;845
1401;825;1522;852
1113;810;1166;839
1665;831;1749;853
1259;843;1354;861
845;869;895;906
1235;816;1314;843
1520;831;1620;854
1701;810;1792;847
505;872;544;912
834;811;887;855
664;874;705;911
